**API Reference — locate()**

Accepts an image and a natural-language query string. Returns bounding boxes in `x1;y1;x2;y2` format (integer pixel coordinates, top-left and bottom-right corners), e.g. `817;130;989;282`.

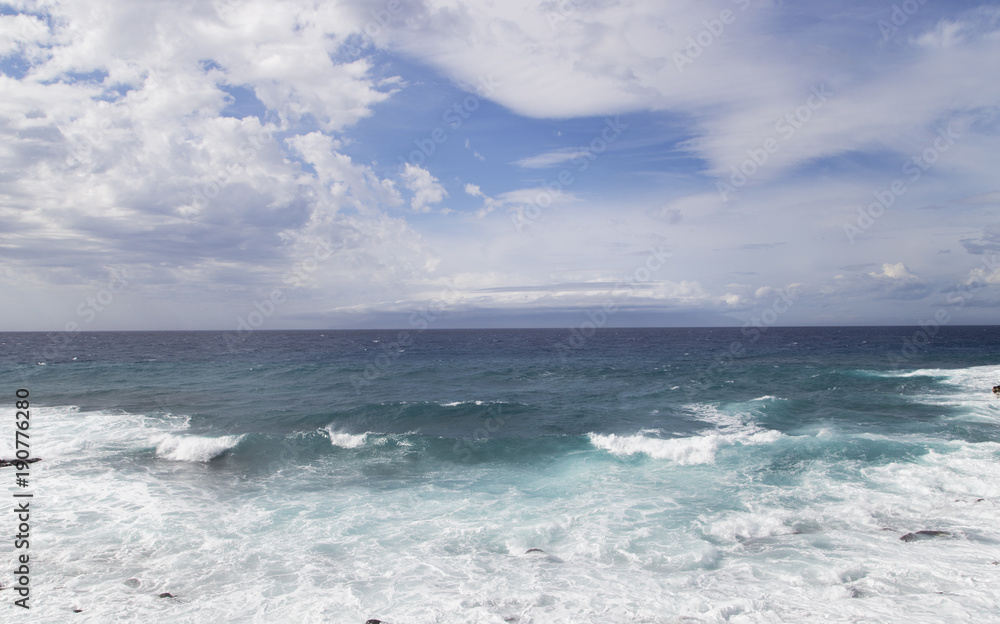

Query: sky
1;0;999;331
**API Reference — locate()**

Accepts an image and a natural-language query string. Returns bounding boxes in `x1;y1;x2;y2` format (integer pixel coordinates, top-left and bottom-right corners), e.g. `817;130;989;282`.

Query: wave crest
323;427;368;448
588;430;782;465
154;434;243;462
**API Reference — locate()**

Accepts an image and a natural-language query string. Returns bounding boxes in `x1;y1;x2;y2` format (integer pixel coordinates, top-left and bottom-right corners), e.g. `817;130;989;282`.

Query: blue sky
1;0;999;330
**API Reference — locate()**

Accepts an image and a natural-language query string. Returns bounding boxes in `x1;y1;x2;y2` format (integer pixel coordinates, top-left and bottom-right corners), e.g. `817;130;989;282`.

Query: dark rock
0;458;42;468
158;592;176;598
525;548;545;554
73;609;83;613
365;620;383;624
900;530;950;542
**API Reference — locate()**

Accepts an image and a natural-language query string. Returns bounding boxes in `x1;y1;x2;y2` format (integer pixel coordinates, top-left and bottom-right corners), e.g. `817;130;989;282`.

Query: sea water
1;327;999;623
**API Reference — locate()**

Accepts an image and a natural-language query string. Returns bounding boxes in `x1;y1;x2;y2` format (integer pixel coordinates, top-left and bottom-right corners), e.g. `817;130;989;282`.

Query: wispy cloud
514;149;591;169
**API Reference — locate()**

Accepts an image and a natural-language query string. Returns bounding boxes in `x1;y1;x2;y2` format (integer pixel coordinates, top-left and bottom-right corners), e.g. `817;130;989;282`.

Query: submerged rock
525;548;545;554
900;530;950;542
158;592;176;598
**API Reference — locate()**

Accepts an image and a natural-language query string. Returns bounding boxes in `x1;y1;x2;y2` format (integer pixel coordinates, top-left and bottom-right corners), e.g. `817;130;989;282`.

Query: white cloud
464;138;485;161
327;276;733;316
399;163;448;212
464;183;483;197
0;0;439;329
870;262;917;280
915;20;966;49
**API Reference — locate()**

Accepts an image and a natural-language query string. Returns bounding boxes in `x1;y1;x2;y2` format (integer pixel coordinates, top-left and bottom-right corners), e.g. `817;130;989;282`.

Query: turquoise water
2;328;1000;622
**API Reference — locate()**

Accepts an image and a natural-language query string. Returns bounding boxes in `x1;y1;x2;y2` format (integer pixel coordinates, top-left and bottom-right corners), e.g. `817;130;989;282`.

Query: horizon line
2;324;998;333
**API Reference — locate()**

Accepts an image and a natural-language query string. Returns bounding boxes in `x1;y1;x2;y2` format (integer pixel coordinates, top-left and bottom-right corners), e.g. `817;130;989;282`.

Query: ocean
2;327;999;623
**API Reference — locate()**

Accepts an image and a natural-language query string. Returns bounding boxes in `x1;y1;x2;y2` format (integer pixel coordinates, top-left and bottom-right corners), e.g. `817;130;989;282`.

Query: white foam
685;401;780;435
13;399;1000;624
438;400;506;407
703;508;795;541
878;364;1000;386
880;364;1000;422
5;406;192;463
154;433;242;462
588;430;782;465
9;405;1000;624
683;402;750;430
10;406;239;463
323;427;368;448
